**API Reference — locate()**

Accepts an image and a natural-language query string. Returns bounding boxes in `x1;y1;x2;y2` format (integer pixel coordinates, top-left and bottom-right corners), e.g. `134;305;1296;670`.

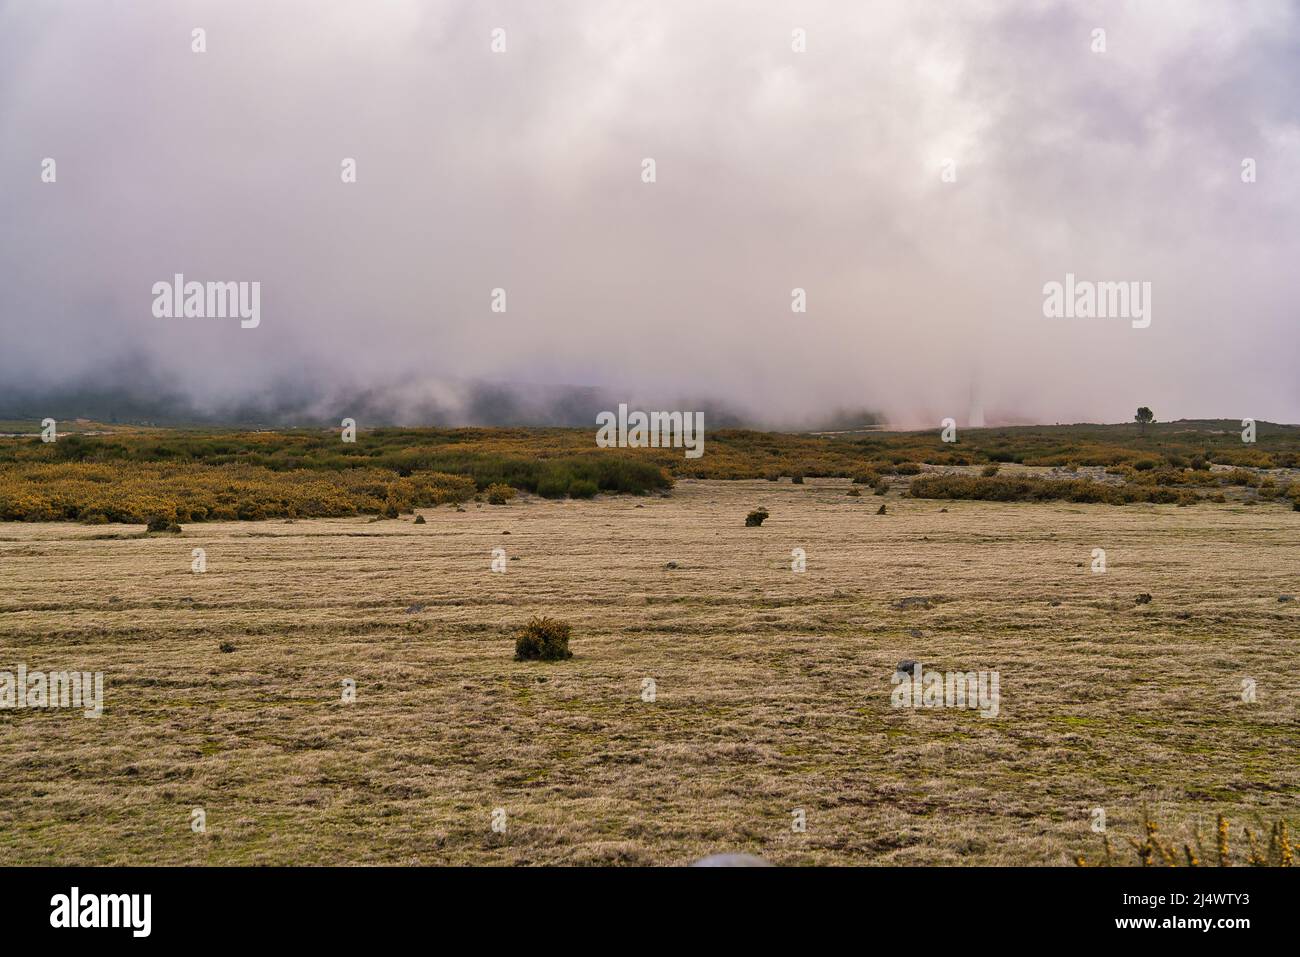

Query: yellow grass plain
0;479;1295;865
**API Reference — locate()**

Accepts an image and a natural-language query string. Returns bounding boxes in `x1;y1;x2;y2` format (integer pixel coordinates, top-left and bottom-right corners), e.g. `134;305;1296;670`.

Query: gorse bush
1077;813;1295;867
513;616;572;661
0;462;476;523
485;483;516;505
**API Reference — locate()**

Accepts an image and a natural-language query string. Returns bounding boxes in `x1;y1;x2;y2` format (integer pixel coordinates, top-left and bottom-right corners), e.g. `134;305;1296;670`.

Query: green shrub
568;479;598;499
535;471;571;498
514;616;572;661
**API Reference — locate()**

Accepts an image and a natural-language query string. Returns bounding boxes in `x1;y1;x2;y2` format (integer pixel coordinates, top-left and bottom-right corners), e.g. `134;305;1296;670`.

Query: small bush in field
873;482;889;496
485;483;516;505
145;515;181;533
790;473;804;484
514;616;572;661
891;462;922;476
745;507;769;527
846;487;861;497
568;479;598;499
981;464;1000;477
852;470;881;486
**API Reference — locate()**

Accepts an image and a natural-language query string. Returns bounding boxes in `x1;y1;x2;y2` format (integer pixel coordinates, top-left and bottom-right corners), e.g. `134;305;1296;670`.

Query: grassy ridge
0;420;1296;522
2;419;1296;474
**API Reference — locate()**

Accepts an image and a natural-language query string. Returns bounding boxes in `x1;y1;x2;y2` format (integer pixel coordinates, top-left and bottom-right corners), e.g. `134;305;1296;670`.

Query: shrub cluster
513;616;573;661
0;463;477;523
909;474;1201;506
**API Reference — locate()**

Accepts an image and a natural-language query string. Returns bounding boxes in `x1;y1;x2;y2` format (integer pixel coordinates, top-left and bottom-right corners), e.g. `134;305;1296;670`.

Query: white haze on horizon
0;0;1297;427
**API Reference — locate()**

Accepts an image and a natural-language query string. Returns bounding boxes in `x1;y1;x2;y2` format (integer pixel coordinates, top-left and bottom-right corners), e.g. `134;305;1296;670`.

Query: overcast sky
1;0;1297;426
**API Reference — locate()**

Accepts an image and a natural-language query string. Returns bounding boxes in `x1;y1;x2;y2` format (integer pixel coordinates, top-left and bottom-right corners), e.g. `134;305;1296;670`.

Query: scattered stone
908;628;923;638
893;596;935;611
1048;599;1061;607
502;530;510;535
1135;593;1153;605
895;660;920;676
1175;611;1192;620
405;603;425;614
939;508;949;513
413;515;426;524
665;561;679;569
1280;595;1294;602
635;504;645;508
218;642;237;654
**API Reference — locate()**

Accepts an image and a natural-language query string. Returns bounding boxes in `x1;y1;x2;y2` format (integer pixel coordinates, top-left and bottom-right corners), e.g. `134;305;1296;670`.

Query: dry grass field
0;479;1295;865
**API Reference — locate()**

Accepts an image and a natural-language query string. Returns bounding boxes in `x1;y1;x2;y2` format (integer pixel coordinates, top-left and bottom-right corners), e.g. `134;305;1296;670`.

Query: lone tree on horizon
1135;407;1154;435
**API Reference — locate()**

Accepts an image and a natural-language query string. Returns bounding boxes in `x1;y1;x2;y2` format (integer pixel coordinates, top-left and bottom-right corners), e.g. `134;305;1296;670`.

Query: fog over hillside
1;1;1298;427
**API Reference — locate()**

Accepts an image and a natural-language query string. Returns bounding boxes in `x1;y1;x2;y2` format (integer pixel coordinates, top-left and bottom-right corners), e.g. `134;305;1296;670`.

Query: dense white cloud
1;0;1297;425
